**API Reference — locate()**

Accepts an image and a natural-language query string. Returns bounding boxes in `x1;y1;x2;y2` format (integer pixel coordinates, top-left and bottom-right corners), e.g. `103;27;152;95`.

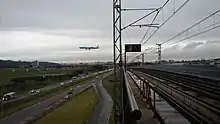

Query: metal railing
131;70;220;124
123;68;142;123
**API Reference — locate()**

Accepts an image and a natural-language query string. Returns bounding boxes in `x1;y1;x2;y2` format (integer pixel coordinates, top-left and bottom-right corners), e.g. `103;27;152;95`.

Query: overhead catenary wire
134;0;191;62
141;0;190;47
139;11;160;44
135;47;157;58
169;24;220;46
122;9;159;30
140;0;170;44
132;0;190;62
160;9;220;45
122;21;132;44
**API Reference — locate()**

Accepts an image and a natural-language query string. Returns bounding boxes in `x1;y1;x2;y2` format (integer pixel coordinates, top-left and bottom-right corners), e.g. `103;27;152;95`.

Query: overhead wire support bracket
141;0;190;46
130;24;160;28
121;8;159;11
121;9;159;30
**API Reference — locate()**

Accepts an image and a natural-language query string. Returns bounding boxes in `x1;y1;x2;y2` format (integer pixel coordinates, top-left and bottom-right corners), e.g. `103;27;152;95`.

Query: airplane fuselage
79;45;99;50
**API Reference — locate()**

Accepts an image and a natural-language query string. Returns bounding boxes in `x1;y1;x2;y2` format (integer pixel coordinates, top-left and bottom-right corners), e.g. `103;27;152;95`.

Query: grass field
0;68;77;78
102;74;115;124
33;87;98;124
0;68;78;94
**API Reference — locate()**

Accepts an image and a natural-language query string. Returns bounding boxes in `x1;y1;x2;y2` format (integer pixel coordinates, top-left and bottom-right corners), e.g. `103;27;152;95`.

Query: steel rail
131;70;220;124
138;69;220;102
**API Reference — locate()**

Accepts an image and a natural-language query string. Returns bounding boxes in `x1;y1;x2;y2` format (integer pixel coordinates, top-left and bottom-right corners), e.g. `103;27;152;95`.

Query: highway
3;72;97;104
86;78;113;124
3;78;75;104
0;78;97;124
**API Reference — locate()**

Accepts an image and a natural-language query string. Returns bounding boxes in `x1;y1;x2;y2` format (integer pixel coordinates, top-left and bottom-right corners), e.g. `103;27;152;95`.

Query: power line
135;47;156;58
141;0;190;47
122;9;159;30
169;24;220;46
122;21;132;43
132;0;190;61
139;11;160;43
140;0;170;44
160;9;220;45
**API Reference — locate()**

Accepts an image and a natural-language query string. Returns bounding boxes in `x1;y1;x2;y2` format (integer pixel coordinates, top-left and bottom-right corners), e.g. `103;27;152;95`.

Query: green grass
33;87;98;124
0;71;107;119
0;68;77;78
103;74;116;124
0;68;78;95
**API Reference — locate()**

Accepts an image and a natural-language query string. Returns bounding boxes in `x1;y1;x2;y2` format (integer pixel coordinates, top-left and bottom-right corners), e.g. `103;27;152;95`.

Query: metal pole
124;52;126;71
0;18;3;117
156;44;161;64
113;1;117;123
153;90;156;118
1;82;3;117
113;0;116;81
119;0;124;122
113;0;123;123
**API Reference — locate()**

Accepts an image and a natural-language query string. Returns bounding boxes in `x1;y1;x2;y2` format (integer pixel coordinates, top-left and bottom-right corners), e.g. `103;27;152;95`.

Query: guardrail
124;71;142;120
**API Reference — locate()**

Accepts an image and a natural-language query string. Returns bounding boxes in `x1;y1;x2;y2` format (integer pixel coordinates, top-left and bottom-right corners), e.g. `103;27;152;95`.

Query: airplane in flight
79;45;100;50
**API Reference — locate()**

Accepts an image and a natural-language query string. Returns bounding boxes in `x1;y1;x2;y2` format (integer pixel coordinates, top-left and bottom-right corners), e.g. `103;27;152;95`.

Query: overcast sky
0;0;220;63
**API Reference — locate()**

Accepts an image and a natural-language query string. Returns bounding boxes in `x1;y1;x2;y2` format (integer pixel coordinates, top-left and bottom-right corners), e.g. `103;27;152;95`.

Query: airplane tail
97;45;99;48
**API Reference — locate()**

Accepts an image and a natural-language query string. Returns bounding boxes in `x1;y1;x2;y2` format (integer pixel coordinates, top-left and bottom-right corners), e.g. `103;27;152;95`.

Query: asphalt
3;72;97;104
3;79;74;104
0;79;96;124
86;75;113;124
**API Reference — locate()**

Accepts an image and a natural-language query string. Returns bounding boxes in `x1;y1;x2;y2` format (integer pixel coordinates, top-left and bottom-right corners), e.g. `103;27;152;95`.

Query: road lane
0;80;95;124
3;78;76;104
87;76;113;124
3;72;99;104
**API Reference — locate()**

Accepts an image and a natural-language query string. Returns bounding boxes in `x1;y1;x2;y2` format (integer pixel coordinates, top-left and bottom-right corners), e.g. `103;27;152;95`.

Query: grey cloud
1;0;220;62
206;40;220;44
163;44;181;52
183;42;204;50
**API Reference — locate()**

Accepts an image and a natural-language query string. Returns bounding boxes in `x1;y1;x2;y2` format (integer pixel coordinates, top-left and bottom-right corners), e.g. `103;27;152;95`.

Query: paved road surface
3;72;96;104
3;79;75;104
0;79;96;124
87;77;113;124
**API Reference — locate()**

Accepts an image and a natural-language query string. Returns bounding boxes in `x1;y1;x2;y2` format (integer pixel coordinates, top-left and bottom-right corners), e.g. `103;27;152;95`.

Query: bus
2;92;16;101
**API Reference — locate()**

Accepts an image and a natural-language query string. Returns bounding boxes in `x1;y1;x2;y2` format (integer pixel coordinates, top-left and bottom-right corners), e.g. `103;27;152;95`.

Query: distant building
209;58;220;67
213;58;220;68
32;61;39;68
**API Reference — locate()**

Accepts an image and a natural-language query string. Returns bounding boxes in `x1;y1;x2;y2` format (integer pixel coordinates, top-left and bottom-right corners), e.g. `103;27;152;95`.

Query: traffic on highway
0;70;111;124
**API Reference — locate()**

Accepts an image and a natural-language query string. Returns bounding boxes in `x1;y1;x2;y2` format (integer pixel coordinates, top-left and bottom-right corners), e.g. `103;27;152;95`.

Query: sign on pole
125;44;141;52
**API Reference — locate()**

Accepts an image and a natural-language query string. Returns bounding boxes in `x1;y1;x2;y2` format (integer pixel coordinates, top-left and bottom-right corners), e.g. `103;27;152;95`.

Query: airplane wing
79;46;99;50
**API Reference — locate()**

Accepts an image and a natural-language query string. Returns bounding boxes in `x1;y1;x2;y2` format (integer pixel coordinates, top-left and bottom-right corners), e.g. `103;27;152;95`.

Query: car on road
68;91;73;95
60;82;65;86
29;89;40;94
65;95;70;99
72;76;77;79
2;92;16;101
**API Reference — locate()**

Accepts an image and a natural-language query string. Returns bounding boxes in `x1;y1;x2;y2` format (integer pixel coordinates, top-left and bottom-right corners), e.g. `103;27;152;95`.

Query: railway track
133;68;220;102
130;69;220;124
